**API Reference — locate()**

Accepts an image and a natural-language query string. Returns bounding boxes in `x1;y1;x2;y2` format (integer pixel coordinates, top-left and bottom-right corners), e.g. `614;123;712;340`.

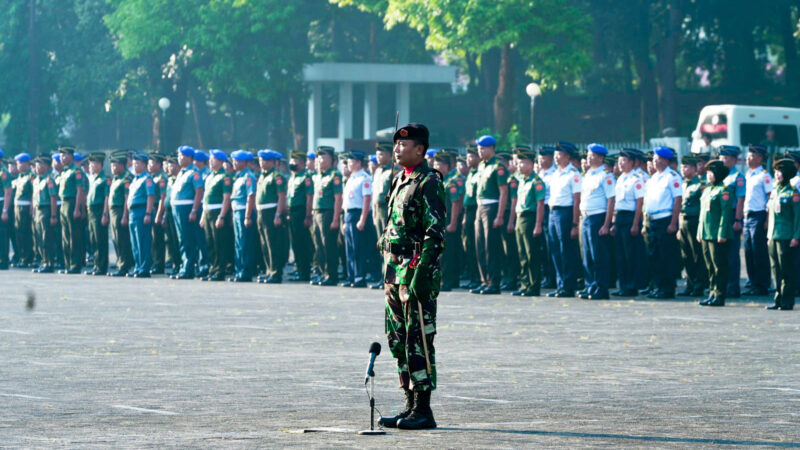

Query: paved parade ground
1;270;799;448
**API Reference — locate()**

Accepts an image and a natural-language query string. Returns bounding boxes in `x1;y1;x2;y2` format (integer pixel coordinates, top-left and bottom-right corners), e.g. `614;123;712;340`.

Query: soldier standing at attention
159;155;181;275
766;159;800;311
12;153;34;268
371;142;394;289
471;135;508;295
677;155;708;297
497;149;520;292
310;146;343;286
378;123;445;430
286;151;314;282
742;144;772;296
536;146;557;289
50;153;64;269
229;150;257;282
460;145;481;290
511;147;546;296
57;147;87;274
126;152;156;278
170;146;204;280
255;150;289;284
193;150;211;277
32;157;58;273
578;144;616;300
107;153;134;277
611;149;646;296
717;145;746;298
433;151;463;291
546;141;582;298
0;151;14;269
200;150;233;282
84;152;110;276
148;153;169;275
697;160;733;307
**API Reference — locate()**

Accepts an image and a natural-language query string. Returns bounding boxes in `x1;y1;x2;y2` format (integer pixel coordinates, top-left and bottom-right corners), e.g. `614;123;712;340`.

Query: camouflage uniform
380;161;446;392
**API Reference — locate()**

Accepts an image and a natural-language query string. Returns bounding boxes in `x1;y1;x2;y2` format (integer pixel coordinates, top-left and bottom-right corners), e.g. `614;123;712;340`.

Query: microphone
364;342;381;384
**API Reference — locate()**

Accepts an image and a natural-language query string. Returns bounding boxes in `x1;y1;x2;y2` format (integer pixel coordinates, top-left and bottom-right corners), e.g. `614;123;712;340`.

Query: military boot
397;390;436;430
378;388;413;428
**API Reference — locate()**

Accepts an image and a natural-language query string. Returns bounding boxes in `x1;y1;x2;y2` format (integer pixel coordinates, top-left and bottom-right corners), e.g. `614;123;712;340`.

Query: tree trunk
26;0;38;153
289;95;302;151
655;0;681;132
630;0;659;140
779;0;800;96
162;75;189;153
718;0;758;91
480;48;500;130
189;84;216;149
493;43;514;136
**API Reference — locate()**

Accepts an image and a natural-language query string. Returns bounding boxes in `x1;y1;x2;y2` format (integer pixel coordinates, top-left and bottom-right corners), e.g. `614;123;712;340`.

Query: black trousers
475;203;503;288
645;217;678;295
743;211;770;292
679;214;707;291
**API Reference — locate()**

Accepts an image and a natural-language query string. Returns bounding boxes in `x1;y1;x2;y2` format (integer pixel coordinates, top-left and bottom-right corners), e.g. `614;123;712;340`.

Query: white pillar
363;83;378;140
307;82;322;153
396;82;410;126
337;82;353;152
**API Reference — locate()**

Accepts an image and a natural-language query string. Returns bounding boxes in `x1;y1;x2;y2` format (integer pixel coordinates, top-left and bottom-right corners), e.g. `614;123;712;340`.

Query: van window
699;113;727;139
740;123;799;147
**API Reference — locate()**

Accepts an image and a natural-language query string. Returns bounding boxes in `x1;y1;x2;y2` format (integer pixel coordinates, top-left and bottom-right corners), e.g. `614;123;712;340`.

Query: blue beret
476;135;496;147
556;141;578;156
747;144;767;156
231;150;253;161
14;153;31;163
307;151;316;160
273;150;284;159
426;149;439;158
538;146;556;156
258;149;281;161
369;154;378;163
717;145;740;157
178;145;195;157
210;149;228;162
0;148;4;158
654;146;675;159
193;150;209;162
587;143;608;156
52;154;61;163
131;151;149;161
346;150;365;160
73;152;84;162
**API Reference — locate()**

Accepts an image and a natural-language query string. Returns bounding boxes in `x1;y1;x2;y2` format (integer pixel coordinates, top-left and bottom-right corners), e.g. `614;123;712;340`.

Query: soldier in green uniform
32;157;59;273
199;150;233;281
160;155;181;274
84;152;110;275
107;153;134;277
287;151;314;282
460;145;481;289
310;146;343;286
12;153;34;268
697;159;733;307
371;142;394;289
255;149;289;283
377;123;444;430
432;152;463;291
0;150;12;269
512;147;546;296
499;149;520;291
471;135;509;295
50;153;64;269
766;159;800;310
148;153;169;274
677;155;708;296
57;147;87;274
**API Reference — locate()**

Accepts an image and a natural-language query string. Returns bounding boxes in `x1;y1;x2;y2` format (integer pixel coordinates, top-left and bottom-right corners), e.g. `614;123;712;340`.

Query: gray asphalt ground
1;268;799;448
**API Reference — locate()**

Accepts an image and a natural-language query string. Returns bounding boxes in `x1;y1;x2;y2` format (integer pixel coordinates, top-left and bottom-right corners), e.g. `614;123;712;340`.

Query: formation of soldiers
1;135;798;311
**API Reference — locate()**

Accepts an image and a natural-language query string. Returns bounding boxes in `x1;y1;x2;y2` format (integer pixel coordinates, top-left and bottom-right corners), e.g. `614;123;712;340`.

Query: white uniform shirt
342;168;372;211
645;167;682;219
744;167;772;213
538;165;556;203
547;165;581;207
615;171;645;212
791;175;800;192
580;166;615;215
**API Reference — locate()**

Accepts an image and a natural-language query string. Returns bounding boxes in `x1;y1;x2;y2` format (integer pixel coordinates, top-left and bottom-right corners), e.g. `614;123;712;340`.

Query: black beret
393;123;429;148
375;141;393;153
774;158;798;180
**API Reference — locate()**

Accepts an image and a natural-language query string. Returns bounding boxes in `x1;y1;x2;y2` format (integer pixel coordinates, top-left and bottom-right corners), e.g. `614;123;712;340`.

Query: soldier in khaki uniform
12;153;34;267
255;149;289;283
460;145;481;289
148;153;169;274
57;147;87;274
32;157;58;273
677;155;707;296
107;153;135;277
766;159;800;311
310;146;343;286
200;150;233;281
286;151;314;282
0;150;13;269
85;152;110;275
697;159;733;307
433;151;463;291
512;148;546;296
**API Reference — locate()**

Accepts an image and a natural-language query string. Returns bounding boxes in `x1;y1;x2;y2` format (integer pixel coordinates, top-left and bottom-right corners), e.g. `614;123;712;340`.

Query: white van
690;105;800;154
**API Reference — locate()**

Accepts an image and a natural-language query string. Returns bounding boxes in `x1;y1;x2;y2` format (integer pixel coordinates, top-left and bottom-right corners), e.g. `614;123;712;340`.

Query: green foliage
473;124;527;150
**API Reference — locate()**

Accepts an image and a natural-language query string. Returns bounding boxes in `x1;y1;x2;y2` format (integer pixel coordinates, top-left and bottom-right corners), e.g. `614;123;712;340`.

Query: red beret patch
765;177;770;184
399;129;408;137
510;180;517;188
124;182;130;189
456;179;463;186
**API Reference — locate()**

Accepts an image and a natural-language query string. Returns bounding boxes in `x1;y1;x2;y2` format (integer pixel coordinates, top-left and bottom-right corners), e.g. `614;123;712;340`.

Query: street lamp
526;83;541;148
158;97;171;152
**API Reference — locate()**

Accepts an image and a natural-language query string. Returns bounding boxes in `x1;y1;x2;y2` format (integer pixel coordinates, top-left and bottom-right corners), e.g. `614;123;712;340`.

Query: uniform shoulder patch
765;176;771;184
146;179;153;187
224;177;231;186
456;178;463;186
160;180;166;188
276;177;283;185
364;181;370;189
304;178;312;186
635;183;642;190
193;172;200;180
674;182;679;188
106;178;112;186
737;178;744;187
246;178;252;186
573;175;579;183
794;193;800;203
607;179;613;185
450;186;458;194
333;176;341;185
722;191;730;201
75;171;81;180
124;181;130;189
536;182;543;191
497;167;506;176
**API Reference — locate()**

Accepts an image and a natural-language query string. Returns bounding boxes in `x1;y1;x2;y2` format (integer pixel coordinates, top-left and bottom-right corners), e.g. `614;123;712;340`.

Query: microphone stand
358;365;386;435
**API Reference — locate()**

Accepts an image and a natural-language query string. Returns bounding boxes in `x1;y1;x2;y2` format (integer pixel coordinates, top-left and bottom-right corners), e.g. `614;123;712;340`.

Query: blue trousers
581;213;611;297
614;211;647;291
344;210;372;284
727;209;742;295
743;211;770;292
233;209;256;279
128;205;153;275
548;206;579;293
646;217;677;295
172;204;197;276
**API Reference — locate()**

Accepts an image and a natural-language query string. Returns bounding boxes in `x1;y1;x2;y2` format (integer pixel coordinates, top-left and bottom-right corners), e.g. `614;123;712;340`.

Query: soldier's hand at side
189;211;197;223
244;216;252;228
630;224;640;236
492;216;504;229
73;209;81;219
101;215;109;227
1;212;7;222
144;214;152;225
121;215;128;226
676;230;681;241
667;223;678;234
199;217;205;228
717;237;727;244
506;224;514;234
599;224;609;236
733;221;742;232
330;219;339;231
216;216;224;229
357;218;365;231
273;216;282;227
570;225;579;239
533;225;543;237
791;238;799;248
446;223;456;233
304;215;312;227
697;236;702;244
50;217;57;226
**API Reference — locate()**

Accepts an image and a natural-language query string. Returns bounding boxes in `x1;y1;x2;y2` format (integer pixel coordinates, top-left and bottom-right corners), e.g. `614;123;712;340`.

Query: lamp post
158;97;171;152
526;83;541;148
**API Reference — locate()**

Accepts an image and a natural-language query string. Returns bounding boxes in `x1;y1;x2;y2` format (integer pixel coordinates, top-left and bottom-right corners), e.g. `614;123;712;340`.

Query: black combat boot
397;390;436;430
378;388;414;428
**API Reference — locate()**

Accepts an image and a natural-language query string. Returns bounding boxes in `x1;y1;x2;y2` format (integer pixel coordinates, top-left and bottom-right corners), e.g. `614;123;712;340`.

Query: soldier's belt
172;199;194;206
384;241;422;256
232;204;247;211
257;203;277;210
15;201;32;206
205;203;223;210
